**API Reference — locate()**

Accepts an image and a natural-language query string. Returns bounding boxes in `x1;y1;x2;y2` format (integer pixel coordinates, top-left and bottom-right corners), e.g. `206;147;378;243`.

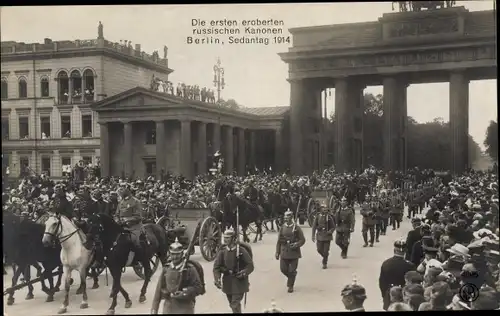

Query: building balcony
1;137;100;150
57;93;95;105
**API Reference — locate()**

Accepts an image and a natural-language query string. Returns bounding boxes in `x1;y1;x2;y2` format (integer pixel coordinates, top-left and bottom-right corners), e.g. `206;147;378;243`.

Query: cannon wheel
133;254;160;280
199;217;221;262
308;209;319;227
306;198;314;216
156;216;171;231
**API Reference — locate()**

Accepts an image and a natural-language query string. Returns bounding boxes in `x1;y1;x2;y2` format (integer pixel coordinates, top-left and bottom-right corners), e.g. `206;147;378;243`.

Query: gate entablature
279;7;496;81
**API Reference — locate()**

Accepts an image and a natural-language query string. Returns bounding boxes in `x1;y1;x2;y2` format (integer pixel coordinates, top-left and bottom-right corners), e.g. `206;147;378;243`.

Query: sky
1;2;497;148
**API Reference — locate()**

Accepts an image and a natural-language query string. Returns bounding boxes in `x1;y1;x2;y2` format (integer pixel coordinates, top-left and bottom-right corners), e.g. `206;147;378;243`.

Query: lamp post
213;57;225;103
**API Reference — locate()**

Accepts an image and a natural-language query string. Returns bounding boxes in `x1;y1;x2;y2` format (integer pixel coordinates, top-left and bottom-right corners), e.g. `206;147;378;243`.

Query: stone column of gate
123;121;133;177
449;71;469;174
289;79;306;175
275;126;284;173
249;130;256;172
400;84;409;172
180;119;192;179
212;123;221;155
382;77;406;172
155;120;165;179
99;122;110;177
223;126;234;174
198;122;207;175
237;128;246;176
334;77;355;172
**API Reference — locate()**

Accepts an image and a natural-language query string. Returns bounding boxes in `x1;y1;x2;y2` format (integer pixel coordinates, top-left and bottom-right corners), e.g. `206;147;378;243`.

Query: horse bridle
43;214;81;243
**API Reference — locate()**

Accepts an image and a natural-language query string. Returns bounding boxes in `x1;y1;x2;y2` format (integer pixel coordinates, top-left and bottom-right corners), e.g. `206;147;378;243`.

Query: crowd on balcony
150;75;217;104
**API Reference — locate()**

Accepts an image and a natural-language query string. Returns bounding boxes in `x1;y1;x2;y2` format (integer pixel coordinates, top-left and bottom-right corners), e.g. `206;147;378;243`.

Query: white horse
42;213;94;314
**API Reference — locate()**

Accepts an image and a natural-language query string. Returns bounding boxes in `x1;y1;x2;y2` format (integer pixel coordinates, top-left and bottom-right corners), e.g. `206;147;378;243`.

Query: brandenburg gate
279;6;496;175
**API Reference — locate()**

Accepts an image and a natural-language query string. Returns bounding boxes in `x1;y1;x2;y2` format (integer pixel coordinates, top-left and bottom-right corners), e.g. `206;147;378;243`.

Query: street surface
4;208;413;314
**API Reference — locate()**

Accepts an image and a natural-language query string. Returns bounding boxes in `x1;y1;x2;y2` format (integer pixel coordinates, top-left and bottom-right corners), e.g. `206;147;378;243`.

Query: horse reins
44;216;82;243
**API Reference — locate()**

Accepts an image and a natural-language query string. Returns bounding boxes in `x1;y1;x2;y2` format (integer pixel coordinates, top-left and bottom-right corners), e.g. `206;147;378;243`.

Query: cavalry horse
3;211;63;306
42;213;94;314
86;213;170;315
223;192;264;243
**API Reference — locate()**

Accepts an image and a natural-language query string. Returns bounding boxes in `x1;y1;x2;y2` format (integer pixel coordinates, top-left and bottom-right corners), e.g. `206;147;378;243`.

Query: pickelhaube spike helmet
169;237;184;254
223;228;235;238
341;196;347;202
284;209;293;217
341;274;367;299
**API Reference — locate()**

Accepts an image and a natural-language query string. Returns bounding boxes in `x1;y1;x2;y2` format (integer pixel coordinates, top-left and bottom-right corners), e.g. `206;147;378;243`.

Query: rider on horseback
115;184;148;251
243;177;260;211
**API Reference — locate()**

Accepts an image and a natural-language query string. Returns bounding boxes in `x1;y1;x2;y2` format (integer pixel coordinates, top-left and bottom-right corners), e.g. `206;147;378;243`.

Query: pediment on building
92;87;183;111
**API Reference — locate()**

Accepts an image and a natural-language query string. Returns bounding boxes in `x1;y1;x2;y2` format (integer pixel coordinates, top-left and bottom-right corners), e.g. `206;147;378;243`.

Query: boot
322;257;328;269
287;275;296;293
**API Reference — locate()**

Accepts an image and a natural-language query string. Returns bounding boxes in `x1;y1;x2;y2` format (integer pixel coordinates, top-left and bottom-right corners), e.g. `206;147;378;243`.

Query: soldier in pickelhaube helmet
334;196;355;259
213;228;254;313
311;201;335;269
341;275;367;312
275;209;306;293
262;299;284;313
151;238;203;314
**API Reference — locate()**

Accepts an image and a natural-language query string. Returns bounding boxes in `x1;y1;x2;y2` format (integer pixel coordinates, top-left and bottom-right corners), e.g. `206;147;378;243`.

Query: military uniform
389;191;403;230
360;196;376;247
275;211;306;292
151;239;203;314
311;207;335;268
379;240;416;310
379;197;390;235
117;193;146;249
334;199;355;259
213;230;254;313
373;195;383;241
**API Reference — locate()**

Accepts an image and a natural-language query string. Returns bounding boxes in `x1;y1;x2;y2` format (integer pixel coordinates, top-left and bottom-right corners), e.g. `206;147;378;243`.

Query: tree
484;120;498;160
220;98;242;109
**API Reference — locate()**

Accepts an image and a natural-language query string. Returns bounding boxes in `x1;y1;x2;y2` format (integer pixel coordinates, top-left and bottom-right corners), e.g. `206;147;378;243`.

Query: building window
145;125;156;144
83;69;95;103
70;70;82;104
354;117;363;133
20;157;30;176
145;160;156;176
19;117;29;139
62;157;71;176
41;116;51;138
1;77;7;99
58;71;69;104
40;77;50;97
18;77;28;98
82;156;92;166
81;115;92;137
61;115;71;138
41;157;51;176
1;118;8;140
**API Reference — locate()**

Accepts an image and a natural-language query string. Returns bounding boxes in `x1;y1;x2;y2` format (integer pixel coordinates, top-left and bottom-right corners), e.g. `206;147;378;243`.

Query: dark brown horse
222;193;264;243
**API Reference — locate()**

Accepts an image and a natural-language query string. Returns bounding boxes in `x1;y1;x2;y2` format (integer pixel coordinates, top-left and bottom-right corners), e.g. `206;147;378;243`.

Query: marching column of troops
3;166;499;312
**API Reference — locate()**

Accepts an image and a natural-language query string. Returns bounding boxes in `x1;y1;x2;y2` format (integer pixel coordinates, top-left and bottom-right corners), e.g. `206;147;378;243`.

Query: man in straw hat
213;228;254;313
275;209;306;293
151;238;203;314
379;239;416;310
341;275;367;312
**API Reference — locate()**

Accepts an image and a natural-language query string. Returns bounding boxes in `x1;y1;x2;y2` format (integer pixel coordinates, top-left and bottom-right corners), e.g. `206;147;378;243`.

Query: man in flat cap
213;229;254;313
276;209;306;293
341;276;367;312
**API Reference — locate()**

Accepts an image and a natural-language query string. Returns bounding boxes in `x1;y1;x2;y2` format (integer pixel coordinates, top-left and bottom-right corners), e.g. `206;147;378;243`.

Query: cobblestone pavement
4;208;414;314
